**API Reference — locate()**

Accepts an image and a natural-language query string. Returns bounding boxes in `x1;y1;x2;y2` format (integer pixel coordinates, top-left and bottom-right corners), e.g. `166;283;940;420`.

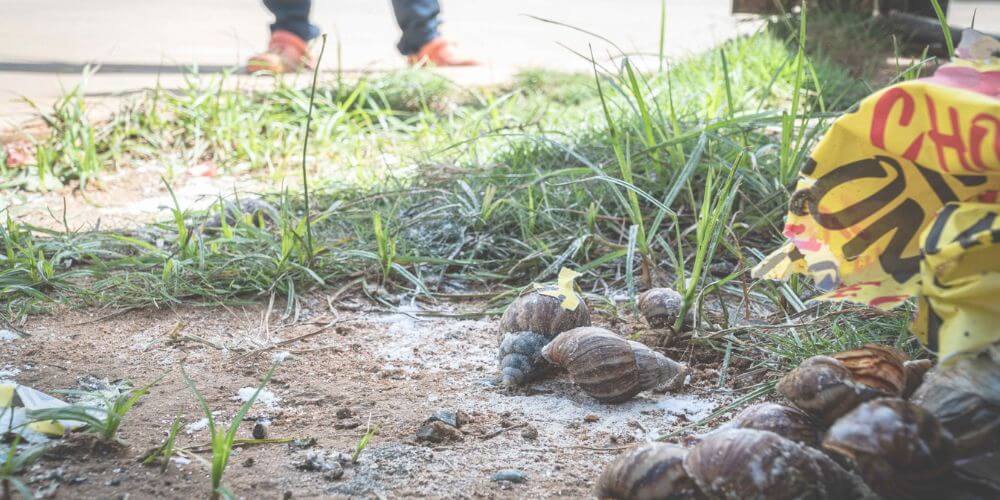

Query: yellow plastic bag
754;30;1000;364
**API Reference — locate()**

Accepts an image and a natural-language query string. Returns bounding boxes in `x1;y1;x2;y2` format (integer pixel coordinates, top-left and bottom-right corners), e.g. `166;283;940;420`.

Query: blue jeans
263;0;441;55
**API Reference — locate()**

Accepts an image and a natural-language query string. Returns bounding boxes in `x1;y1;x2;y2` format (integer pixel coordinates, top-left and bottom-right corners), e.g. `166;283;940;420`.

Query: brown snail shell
832;344;908;395
685;429;877;500
910;350;1000;458
637;288;683;329
497;331;554;387
541;327;687;403
902;359;934;399
777;355;892;425
721;402;821;447
499;288;591;338
595;443;703;500
823;398;956;500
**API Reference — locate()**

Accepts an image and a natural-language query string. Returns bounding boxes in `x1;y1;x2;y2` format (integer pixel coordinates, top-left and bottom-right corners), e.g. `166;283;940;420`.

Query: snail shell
498;288;591;338
541;327;687;403
832;344;908;395
777;355;891;425
823;398;956;500
721;402;821;447
685;429;877;500
637;288;683;329
902;359;934;399
595;443;703;500
497;331;553;387
910;350;1000;458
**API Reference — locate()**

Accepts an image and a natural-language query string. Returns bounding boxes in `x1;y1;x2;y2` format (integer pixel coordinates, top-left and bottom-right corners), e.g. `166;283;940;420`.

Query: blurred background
1;0;995;127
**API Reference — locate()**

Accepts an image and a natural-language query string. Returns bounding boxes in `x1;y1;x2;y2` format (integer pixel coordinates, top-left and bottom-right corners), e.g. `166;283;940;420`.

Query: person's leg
391;0;441;56
263;0;320;42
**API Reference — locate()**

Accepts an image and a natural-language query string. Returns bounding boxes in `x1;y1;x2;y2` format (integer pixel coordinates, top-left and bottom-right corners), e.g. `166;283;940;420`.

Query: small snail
496;288;591;387
910;351;1000;458
823;398;956;500
541;327;687;403
685;429;877;499
499;288;591;337
595;443;702;500
637;288;683;329
719;402;821;447
777;349;904;424
902;359;934;399
497;331;553;387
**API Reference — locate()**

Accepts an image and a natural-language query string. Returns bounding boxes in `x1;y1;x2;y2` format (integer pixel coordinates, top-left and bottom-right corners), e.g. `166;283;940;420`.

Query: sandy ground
1;293;731;498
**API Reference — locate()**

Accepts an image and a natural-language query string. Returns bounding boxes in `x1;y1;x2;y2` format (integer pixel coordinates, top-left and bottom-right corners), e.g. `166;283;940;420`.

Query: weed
352;424;379;463
182;365;276;500
26;376;160;443
1;436;45;500
141;415;183;471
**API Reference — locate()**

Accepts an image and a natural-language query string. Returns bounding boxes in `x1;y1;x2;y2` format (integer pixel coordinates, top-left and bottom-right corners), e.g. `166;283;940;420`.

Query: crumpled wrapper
753;30;1000;364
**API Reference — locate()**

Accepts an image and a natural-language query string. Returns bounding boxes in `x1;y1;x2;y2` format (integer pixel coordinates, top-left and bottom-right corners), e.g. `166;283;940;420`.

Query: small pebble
584;414;599;423
335;407;353;419
252;422;268;439
243;457;255;468
289;437;317;449
334;418;360;430
491;469;528;484
520;426;538;440
426;409;471;428
415;421;463;444
323;463;345;481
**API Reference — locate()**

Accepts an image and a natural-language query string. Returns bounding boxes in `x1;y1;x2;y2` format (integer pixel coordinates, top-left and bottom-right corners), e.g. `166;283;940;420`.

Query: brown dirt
2;295;726;499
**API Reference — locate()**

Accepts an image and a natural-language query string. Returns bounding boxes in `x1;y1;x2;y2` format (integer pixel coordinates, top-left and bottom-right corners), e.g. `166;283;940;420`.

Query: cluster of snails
497;287;687;403
597;343;1000;499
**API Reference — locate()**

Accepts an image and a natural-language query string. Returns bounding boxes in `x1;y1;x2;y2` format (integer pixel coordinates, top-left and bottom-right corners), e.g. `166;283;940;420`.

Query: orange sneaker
247;30;315;74
407;38;478;67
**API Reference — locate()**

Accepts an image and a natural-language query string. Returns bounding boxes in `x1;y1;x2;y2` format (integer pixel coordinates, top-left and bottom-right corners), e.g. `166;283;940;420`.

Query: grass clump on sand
2;13;927;387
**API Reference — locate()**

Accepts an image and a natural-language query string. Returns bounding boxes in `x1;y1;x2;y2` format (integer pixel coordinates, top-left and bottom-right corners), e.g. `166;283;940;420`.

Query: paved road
0;1;995;129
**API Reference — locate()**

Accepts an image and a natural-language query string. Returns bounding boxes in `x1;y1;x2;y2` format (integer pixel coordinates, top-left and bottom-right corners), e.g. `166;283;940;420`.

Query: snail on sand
636;288;683;329
910;349;1000;459
718;402;821;447
597;430;876;500
595;443;701;500
541;327;687;403
496;288;591;387
823;398;956;500
777;345;909;424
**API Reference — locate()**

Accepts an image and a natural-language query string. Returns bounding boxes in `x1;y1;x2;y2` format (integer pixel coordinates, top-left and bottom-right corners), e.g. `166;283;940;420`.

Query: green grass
1;436;45;500
26;376;160;443
0;14;913;383
182;365;276;500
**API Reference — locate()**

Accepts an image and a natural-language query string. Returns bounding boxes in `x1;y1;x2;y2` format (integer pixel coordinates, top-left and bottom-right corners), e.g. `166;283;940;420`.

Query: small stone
520;426;538;440
491;469;528;484
289;437;317;449
323;463;344;481
335;407;353;419
283;491;293;500
243;457;256;468
426;409;471;428
334;418;360;430
299;450;340;472
105;477;123;487
583;414;599;423
709;261;736;277
252;422;268;439
415;421;463;444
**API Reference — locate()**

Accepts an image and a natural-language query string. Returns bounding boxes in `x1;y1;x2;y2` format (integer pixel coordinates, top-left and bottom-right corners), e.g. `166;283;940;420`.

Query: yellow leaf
537;267;582;311
0;384;14;407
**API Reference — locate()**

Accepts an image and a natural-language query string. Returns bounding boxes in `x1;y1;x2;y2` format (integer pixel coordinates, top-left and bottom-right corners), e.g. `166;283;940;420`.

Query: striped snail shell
541;327;687;403
637;288;683;329
823;398;956;500
595;443;703;500
832;344;908;395
497;331;554;387
720;402;821;447
685;429;877;500
498;288;591;338
910;349;1000;458
777;354;894;425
